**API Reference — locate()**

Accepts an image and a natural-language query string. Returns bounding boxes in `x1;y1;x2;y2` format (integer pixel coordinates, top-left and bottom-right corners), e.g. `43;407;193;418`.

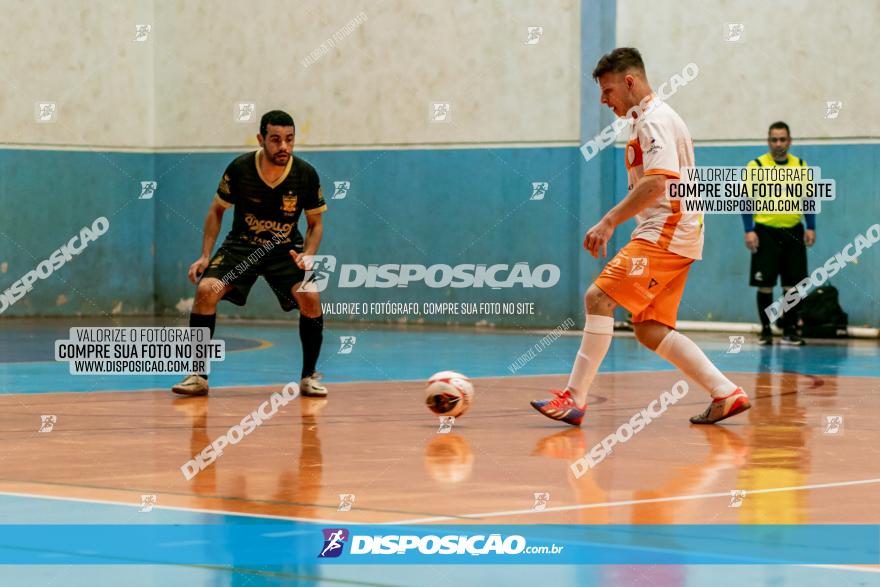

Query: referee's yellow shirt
746;153;807;228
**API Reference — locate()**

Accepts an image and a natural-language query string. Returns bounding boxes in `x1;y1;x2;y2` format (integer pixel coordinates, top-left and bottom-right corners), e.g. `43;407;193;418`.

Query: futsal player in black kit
172;110;328;397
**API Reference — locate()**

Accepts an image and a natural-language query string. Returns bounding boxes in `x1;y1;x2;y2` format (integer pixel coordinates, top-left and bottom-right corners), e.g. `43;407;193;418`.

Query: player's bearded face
259;125;294;166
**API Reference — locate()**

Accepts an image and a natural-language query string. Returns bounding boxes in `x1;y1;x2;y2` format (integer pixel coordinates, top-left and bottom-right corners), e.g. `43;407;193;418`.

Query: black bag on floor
798;285;848;338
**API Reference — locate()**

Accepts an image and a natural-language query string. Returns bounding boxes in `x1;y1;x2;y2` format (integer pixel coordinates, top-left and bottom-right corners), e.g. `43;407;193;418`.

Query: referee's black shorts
201;237;305;311
749;223;808;288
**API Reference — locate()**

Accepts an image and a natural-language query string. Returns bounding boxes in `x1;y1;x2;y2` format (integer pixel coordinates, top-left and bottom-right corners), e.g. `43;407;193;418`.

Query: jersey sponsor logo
645;138;662;154
282;193;298;213
244;213;293;237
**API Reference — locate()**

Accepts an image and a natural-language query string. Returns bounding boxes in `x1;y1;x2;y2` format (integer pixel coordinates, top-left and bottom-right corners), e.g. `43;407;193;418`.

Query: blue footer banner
0;524;876;565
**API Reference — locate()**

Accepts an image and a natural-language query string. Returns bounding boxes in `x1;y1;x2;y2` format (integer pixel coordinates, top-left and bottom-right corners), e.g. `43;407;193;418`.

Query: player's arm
290;168;328;269
743;159;759;252
189;163;236;284
302;212;324;256
801;158;816;246
584;174;667;258
188;196;230;284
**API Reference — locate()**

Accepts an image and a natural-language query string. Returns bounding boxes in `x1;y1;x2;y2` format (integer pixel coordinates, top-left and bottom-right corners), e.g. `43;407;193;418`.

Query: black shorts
749;223;808;288
201;238;305;311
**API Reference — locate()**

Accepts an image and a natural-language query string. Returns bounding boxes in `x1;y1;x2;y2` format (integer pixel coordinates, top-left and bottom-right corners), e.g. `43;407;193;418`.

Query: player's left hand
584;217;615;258
289;250;313;270
804;229;816;247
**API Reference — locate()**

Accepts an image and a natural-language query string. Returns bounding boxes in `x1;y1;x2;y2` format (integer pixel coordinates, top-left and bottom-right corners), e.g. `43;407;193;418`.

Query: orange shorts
593;239;694;329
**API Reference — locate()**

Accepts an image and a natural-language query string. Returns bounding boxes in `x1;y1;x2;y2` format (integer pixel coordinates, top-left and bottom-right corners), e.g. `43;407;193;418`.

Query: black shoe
758;327;773;346
780;332;805;346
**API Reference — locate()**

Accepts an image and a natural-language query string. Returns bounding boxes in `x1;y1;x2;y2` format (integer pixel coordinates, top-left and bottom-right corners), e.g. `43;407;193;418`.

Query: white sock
654;330;738;398
566;315;614;405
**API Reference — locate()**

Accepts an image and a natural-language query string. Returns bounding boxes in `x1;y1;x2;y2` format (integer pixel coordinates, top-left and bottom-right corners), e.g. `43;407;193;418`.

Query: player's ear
256;133;264;146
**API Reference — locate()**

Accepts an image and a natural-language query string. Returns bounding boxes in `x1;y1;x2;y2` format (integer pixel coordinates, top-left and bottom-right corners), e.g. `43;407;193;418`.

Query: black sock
757;291;773;329
299;314;324;379
189;313;216;379
781;289;799;333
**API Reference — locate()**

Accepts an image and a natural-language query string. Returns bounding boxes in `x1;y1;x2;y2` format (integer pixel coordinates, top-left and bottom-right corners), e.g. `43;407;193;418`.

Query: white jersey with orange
624;99;703;260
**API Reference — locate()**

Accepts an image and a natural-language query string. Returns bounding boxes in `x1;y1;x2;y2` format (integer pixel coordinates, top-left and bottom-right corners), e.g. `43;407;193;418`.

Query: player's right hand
188;256;209;284
744;231;759;253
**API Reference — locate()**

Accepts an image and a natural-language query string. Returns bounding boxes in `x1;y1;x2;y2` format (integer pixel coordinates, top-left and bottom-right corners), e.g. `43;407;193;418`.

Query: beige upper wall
2;0;579;149
0;0;154;148
616;0;879;141
153;0;580;148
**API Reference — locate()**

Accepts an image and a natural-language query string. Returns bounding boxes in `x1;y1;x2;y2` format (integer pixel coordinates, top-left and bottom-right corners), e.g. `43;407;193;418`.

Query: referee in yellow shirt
743;121;816;346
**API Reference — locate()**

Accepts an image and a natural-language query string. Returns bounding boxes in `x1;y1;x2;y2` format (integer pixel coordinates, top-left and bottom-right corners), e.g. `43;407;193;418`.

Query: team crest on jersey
282;192;298;213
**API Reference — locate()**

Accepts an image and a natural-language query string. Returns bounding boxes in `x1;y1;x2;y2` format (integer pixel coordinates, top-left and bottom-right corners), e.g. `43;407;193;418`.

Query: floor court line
0;490;351;525
386;477;880;524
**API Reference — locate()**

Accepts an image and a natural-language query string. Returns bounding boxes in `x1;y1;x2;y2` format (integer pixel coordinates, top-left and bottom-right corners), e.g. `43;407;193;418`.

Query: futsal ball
425;371;474;418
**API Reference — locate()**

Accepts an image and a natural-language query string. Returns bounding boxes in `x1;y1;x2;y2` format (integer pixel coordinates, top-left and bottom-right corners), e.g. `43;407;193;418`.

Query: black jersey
215;151;326;247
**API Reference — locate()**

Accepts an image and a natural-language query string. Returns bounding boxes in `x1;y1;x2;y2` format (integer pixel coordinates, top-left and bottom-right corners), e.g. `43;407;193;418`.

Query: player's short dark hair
768;121;790;136
592;47;646;80
260;110;295;136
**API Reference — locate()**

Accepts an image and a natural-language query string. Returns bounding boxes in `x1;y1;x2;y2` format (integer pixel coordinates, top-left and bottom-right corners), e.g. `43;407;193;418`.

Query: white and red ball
425;371;474;418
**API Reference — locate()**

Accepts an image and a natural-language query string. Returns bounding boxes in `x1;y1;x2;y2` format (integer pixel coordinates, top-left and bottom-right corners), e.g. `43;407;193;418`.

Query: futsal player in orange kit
531;48;750;426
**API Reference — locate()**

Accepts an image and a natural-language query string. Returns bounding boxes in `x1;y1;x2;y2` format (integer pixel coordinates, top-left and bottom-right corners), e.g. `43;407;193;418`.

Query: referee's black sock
781;290;799;334
756;291;773;329
189;312;216;380
299;314;324;379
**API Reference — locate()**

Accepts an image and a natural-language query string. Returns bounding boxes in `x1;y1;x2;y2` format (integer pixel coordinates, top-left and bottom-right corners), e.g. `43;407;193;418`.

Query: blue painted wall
0;150;155;317
2;143;877;326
